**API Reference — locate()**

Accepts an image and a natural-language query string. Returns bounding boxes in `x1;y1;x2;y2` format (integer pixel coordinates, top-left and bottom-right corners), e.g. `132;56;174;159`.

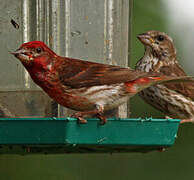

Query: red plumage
12;41;192;124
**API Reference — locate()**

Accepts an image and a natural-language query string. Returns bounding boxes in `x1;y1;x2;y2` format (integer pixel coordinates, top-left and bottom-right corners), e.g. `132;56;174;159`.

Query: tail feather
125;75;194;94
148;75;194;85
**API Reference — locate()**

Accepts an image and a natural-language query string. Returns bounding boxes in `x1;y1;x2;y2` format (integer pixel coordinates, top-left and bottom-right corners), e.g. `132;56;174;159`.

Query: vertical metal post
20;0;131;118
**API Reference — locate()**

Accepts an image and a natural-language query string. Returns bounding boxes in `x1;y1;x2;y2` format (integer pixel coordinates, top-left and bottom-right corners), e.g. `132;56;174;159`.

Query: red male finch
11;41;193;124
136;30;194;123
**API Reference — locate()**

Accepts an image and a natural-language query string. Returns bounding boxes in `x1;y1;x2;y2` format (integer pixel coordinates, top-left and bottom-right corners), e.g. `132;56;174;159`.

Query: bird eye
36;47;42;53
156;35;164;41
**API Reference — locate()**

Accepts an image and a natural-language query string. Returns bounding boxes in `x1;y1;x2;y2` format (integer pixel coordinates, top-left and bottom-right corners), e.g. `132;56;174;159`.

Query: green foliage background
130;0;167;118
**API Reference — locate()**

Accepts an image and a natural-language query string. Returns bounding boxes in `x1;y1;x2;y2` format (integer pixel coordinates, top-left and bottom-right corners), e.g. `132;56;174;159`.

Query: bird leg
166;116;193;124
180;119;194;124
165;116;172;119
72;105;107;124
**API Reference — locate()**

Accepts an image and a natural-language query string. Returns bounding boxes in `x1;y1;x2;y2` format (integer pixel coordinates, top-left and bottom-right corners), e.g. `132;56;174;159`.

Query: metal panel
0;0;23;89
0;0;130;118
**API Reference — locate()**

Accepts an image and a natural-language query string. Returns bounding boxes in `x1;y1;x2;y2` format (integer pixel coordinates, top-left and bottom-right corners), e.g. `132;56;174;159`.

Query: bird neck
136;46;177;72
21;55;57;85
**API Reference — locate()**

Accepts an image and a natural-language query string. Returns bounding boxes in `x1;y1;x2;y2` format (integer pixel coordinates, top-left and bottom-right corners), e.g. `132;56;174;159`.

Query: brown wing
159;63;194;100
57;57;153;88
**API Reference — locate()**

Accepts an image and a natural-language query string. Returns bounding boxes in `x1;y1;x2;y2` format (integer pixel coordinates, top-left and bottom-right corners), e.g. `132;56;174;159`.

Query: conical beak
11;48;27;56
10;48;31;62
137;33;155;45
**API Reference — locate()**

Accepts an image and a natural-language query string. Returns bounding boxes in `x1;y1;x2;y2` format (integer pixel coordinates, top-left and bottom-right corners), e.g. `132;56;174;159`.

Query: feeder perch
0;118;180;154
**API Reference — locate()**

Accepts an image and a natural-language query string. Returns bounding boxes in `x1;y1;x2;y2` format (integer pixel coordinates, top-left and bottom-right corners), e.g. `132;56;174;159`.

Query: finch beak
11;48;28;56
137;33;155;46
11;48;32;62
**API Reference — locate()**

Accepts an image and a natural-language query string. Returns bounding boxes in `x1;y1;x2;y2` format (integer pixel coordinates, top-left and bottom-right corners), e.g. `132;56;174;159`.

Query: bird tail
125;75;194;94
146;75;193;84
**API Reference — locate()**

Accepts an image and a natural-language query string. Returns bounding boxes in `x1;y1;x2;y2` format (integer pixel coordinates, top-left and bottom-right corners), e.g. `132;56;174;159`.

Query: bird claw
97;114;107;125
77;117;88;124
165;116;193;124
71;112;88;124
71;107;107;125
165;116;172;119
180;119;194;124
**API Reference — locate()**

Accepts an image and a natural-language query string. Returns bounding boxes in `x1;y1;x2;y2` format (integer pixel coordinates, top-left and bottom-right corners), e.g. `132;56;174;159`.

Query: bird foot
71;108;107;125
77;117;88;124
165;116;193;124
180;119;194;124
165;116;172;119
97;113;107;125
71;112;87;124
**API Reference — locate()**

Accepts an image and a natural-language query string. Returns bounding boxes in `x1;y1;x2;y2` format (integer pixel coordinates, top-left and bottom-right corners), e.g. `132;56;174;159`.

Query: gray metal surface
0;0;130;118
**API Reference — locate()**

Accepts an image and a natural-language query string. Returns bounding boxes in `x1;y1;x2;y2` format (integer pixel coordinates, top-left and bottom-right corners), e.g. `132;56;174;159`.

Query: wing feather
57;57;152;88
159;63;194;100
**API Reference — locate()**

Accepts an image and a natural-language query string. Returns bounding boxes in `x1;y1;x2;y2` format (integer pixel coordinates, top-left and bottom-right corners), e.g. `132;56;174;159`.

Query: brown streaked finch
136;30;194;124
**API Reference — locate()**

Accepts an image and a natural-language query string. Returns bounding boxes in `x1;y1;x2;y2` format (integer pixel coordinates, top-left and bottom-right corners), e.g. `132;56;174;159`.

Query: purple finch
12;41;193;124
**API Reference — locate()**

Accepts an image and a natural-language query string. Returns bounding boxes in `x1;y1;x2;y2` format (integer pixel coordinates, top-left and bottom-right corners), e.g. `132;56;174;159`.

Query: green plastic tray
0;118;180;154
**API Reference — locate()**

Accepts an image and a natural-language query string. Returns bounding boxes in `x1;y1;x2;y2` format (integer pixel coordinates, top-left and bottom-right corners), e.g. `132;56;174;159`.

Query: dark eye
36;47;42;53
156;35;164;41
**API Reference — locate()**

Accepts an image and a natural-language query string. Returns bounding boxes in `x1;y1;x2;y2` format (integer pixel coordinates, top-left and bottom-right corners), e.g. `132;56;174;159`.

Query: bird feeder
0;0;180;154
0;118;180;154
